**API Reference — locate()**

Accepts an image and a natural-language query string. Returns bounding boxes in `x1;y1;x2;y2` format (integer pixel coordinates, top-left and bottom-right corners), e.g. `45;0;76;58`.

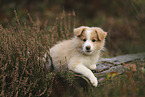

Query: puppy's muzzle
86;46;91;51
85;46;92;53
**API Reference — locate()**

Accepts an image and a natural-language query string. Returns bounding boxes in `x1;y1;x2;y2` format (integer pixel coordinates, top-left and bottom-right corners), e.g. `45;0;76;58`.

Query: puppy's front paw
90;77;98;87
89;64;97;70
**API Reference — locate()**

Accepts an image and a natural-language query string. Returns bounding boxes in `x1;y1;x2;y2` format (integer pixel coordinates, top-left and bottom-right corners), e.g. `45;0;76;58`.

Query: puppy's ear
93;27;107;41
74;26;86;37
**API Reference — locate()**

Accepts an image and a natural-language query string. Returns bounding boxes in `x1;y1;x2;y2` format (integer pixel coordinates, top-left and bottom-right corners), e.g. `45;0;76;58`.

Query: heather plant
0;16;49;97
0;10;77;97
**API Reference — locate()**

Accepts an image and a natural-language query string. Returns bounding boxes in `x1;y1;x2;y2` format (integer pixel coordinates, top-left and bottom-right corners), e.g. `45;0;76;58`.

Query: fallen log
99;52;145;64
95;52;145;82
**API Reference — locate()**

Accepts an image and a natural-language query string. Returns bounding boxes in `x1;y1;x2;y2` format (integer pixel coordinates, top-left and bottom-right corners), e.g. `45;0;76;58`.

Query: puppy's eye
83;39;86;42
92;39;96;42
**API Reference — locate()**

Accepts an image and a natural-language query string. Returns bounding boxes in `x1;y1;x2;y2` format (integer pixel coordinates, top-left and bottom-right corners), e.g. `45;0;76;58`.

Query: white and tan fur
49;26;107;87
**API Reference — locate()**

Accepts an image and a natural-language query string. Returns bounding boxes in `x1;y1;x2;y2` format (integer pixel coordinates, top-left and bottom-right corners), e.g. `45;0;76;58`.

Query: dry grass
0;10;77;97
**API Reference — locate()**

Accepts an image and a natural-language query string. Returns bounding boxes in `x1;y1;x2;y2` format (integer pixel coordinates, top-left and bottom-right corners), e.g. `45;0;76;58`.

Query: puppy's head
74;26;107;55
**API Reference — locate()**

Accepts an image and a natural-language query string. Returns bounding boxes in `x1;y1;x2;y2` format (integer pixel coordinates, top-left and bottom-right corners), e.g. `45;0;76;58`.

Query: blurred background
0;0;145;56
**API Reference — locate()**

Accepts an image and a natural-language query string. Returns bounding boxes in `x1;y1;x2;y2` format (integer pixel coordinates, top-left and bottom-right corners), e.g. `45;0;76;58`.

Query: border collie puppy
50;26;107;87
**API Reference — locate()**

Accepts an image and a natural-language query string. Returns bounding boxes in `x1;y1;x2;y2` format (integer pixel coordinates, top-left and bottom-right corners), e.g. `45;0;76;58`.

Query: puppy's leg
88;64;97;70
69;64;98;87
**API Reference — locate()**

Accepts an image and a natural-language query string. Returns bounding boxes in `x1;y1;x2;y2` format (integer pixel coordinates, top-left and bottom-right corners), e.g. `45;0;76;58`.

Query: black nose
86;46;91;50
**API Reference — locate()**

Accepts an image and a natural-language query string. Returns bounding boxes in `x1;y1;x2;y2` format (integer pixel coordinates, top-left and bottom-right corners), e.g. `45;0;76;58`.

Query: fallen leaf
106;72;119;80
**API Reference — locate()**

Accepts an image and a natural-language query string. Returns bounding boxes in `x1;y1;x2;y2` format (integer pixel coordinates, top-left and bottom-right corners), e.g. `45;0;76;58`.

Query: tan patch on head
74;26;89;37
78;30;87;41
91;27;107;41
74;28;88;51
90;31;99;42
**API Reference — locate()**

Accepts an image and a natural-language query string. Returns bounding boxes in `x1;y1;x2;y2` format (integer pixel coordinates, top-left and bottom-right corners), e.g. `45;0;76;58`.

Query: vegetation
0;11;75;96
0;0;145;97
